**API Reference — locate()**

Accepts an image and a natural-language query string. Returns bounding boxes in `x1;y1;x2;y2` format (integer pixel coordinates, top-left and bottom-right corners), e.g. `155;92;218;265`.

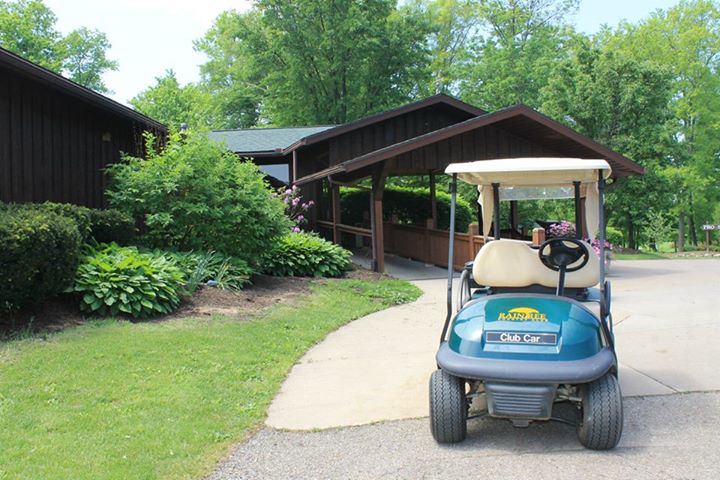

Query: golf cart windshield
445;158;612;239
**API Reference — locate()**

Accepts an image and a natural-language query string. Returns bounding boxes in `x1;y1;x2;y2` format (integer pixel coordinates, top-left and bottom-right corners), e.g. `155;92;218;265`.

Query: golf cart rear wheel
429;369;467;443
577;373;623;450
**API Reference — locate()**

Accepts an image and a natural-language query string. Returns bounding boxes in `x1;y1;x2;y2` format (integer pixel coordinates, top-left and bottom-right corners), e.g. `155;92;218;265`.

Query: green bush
340;186;474;232
88;209;135;245
262;232;352;277
106;131;291;264
71;244;185;318
0;206;82;312
164;250;254;291
606;226;624;247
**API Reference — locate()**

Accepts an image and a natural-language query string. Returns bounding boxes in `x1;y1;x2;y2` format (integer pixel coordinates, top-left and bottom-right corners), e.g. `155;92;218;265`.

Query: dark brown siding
326;105;472;166
0;65;161;208
385;125;560;175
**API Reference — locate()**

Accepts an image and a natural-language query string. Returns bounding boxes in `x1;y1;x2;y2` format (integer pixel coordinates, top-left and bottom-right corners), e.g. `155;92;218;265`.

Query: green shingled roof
209;126;335;153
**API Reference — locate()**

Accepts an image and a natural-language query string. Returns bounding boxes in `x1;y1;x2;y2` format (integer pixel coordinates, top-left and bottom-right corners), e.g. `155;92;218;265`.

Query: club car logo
498;307;548;322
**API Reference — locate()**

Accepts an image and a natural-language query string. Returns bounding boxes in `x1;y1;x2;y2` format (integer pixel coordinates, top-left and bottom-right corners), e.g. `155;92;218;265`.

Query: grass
0;278;421;480
613;251;668;260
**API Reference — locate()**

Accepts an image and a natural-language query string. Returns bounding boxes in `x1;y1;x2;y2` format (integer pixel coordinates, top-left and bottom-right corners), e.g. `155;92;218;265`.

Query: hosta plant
262;232;351;277
72;244;186;318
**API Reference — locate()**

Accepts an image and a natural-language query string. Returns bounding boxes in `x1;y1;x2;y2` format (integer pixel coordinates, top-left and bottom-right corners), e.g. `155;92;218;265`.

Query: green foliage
24;201;93;242
106;130;290;264
605;226;624;247
163;250;253;292
87;209;135;245
72;244;185;318
0;0;117;92
340;185;474;232
0;205;81;312
459;0;578;110
262;232;352;277
195;0;431;126
130;70;218;129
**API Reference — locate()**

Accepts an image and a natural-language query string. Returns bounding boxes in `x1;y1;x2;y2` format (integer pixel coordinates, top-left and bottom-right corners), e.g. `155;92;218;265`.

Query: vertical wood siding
0;67;160;208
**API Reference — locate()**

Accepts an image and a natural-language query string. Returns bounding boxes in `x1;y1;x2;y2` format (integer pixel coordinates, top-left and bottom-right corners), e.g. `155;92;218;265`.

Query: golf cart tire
429;369;467;443
577;373;623;450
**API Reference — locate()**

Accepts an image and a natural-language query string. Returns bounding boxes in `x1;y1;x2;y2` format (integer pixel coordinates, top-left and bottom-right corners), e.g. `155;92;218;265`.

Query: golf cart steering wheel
538;238;590;273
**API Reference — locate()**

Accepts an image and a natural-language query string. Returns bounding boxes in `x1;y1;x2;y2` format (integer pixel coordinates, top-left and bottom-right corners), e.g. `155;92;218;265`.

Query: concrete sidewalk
266;259;720;430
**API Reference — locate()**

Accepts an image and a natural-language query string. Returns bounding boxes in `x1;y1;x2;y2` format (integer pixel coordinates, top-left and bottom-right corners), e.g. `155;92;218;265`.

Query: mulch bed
1;265;382;339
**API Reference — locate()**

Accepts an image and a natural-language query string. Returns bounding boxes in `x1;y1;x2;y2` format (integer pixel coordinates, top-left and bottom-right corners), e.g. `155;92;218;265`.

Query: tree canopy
0;0;117;93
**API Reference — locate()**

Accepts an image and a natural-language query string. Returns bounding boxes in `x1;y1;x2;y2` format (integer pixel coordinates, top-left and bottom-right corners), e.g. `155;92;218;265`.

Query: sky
43;0;681;106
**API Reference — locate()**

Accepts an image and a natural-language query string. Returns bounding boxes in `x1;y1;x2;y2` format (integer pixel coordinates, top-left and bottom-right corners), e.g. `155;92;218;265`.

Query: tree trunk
625;214;635;250
677;212;685;252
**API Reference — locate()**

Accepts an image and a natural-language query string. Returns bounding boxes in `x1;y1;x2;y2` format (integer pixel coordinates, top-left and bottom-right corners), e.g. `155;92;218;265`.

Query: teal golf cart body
430;158;622;450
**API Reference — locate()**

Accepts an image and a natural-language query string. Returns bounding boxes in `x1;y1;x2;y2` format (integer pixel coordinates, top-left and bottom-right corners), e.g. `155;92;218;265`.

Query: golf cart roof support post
574;181;582;240
441;174;458;344
492;183;500;240
598;171;607;315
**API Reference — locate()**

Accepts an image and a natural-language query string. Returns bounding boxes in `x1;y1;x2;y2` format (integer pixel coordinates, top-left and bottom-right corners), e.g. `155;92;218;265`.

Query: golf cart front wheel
577;373;623;450
429;369;467;443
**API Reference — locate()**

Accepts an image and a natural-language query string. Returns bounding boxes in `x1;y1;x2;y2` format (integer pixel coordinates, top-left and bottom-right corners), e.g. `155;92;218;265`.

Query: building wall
0;66;162;208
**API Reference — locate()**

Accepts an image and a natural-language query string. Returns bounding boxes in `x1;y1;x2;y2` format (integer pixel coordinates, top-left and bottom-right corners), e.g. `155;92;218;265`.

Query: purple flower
292;185;298;191
292;198;300;206
297;215;304;221
293;226;301;233
308;200;315;206
285;189;292;195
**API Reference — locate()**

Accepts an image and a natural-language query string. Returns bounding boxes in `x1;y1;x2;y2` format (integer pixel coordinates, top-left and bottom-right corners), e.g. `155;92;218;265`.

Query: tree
196;0;432;127
0;0;117;93
458;0;579;110
60;27;118;93
607;0;720;249
130;70;218;129
541;34;675;249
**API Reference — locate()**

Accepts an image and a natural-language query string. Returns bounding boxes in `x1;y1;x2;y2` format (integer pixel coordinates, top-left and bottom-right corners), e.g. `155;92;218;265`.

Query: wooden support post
510;200;518;238
532;227;546;246
330;182;341;244
291;150;298;185
429;171;438;230
468;223;479;261
370;164;388;273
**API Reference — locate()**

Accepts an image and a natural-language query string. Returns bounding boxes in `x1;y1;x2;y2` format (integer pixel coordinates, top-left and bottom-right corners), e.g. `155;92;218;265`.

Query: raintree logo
498;307;548;322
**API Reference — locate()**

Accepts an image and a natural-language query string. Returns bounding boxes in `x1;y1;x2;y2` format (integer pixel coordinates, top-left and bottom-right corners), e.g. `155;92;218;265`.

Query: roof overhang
0;47;166;131
295;105;644;185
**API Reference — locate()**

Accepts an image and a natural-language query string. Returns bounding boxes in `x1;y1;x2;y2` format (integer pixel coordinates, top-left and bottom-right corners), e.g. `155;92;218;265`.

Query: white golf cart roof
444;158;611;239
445;157;611;186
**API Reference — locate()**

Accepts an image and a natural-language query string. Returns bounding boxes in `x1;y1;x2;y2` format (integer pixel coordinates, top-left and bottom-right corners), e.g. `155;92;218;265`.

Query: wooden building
0;47;166;208
212;94;645;273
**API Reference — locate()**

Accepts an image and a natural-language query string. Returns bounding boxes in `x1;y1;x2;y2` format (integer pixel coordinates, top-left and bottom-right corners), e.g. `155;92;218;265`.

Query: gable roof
295;104;645;185
211;94;485;155
0;47;165;131
208;126;335;154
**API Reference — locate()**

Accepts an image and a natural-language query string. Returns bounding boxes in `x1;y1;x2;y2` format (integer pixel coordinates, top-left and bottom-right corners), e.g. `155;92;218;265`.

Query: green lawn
0;278;421;480
613;251;668;260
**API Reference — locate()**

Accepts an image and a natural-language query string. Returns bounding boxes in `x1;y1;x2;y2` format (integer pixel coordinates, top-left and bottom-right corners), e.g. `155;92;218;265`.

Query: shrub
605;226;624;247
0;206;82;312
262;232;352;277
88;209;135;245
15;202;93;242
164;251;254;291
72;244;185;318
340;186;474;232
106;131;291;264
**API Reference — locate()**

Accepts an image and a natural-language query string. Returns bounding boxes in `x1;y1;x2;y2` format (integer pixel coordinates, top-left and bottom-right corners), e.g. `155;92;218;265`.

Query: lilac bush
586;238;613;256
276;185;314;232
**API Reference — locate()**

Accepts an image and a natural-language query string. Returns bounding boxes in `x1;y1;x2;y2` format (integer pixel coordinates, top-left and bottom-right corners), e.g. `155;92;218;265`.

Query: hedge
339;186;474;232
262;232;352;277
0;206;82;312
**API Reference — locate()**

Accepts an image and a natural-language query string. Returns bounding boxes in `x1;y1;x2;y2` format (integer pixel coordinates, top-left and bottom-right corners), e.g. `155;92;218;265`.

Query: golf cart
430;157;622;450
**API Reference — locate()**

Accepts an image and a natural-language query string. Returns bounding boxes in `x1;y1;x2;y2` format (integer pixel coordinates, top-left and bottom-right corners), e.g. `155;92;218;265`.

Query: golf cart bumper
436;342;615;384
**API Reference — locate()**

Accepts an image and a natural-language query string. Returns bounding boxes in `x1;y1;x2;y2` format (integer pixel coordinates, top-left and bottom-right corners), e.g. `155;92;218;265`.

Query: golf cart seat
472;238;599;289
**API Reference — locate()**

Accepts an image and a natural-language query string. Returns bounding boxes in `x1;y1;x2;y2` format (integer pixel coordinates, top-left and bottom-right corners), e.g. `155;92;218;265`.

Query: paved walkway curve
266;259;720;431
